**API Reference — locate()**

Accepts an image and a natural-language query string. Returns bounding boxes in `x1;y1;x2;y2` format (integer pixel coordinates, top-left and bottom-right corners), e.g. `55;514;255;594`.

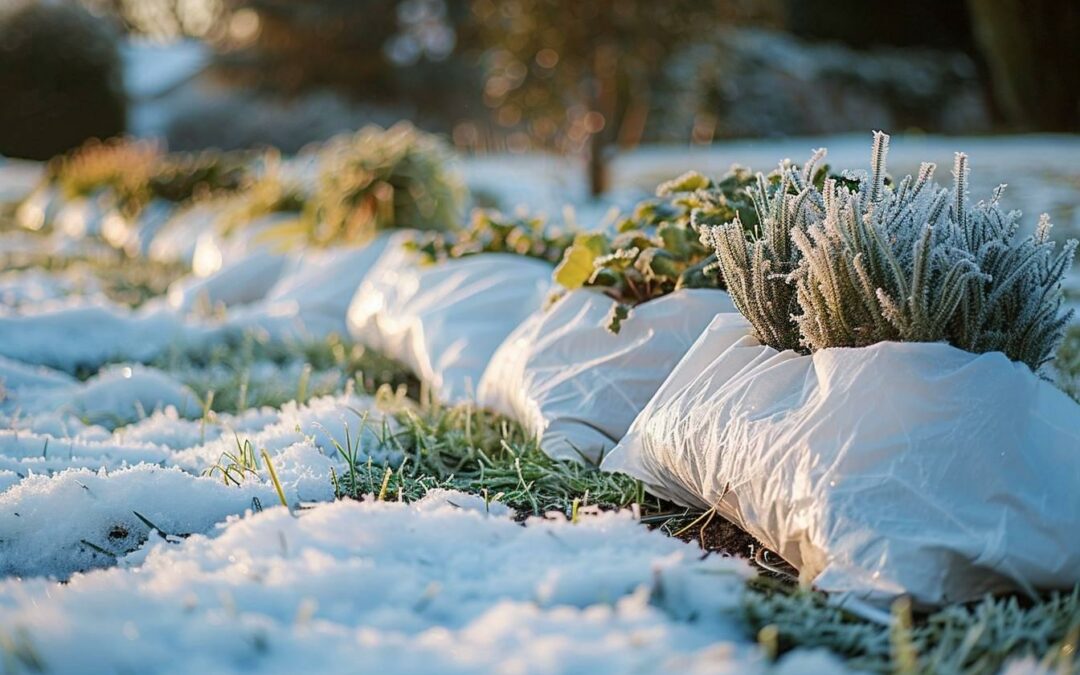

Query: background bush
0;1;125;160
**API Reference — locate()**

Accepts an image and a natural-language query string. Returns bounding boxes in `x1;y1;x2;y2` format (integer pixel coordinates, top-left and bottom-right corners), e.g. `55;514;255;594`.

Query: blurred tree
467;0;780;196
785;0;977;52
0;1;126;160
967;0;1078;131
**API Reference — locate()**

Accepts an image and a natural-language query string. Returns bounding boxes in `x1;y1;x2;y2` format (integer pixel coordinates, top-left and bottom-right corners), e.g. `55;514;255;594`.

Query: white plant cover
147;202;220;266
166;249;287;314
101;199;175;256
231;232;403;340
349;251;553;401
479;288;737;464
604;314;1080;606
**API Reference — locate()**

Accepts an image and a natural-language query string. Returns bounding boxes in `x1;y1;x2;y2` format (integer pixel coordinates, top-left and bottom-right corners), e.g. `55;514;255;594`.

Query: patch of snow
0;465;272;578
0;494;802;674
37;364;200;427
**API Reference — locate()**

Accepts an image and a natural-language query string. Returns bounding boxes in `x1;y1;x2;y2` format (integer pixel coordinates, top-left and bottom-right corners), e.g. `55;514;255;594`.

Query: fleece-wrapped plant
476;170;763;462
404;209;575;266
305;122;466;246
607;132;1080;606
554;168;758;332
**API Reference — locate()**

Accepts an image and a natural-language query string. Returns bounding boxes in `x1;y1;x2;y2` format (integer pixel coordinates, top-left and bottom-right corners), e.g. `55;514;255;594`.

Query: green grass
152;332;420;415
0;246;188;309
746;578;1080;674
331;400;646;516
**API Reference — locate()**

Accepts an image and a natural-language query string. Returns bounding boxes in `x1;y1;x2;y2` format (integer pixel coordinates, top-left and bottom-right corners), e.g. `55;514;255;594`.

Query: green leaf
656;171;711;196
554;233;607;290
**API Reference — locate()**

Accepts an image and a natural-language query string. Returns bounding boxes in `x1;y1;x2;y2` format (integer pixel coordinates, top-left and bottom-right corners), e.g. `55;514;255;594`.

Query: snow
0;492;848;674
35;364;200;427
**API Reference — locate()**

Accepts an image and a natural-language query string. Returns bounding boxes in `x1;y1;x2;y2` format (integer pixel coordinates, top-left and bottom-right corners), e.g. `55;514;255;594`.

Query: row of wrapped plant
359;131;1077;611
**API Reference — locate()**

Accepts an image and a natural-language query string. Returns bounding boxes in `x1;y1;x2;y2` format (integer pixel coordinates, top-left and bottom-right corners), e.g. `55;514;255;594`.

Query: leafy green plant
553;168;758;332
405;209;575;266
304;122;466;246
708;132;1077;370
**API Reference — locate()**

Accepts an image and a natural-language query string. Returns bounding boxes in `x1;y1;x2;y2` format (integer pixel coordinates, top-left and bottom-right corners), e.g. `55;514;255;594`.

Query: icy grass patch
0;492;846;675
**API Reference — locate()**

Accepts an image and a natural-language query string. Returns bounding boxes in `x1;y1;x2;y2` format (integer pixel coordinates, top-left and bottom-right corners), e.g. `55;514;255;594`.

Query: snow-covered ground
0;135;1075;672
0;491;849;674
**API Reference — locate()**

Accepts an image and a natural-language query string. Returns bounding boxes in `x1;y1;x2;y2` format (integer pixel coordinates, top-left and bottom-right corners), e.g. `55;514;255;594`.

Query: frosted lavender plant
705;149;826;351
709;131;1076;371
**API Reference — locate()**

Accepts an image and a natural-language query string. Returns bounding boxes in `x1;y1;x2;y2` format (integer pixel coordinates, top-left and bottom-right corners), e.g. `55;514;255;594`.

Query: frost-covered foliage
709;132;1077;370
405;209;574;266
305;122;466;246
554;168;758;332
707;155;828;351
145;150;251;204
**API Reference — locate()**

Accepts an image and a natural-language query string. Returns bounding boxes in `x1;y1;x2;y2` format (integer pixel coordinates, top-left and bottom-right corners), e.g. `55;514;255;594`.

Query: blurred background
0;0;1075;197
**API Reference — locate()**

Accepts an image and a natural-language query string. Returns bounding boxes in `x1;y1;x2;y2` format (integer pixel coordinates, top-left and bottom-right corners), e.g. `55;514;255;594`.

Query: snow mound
43;364;200;427
0;465;274;578
0;355;76;393
0;302;205;373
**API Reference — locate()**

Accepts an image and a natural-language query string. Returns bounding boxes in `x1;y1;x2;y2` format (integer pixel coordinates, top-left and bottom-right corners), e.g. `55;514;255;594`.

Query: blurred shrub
302;122;465;246
219;152;308;235
659;29;990;141
0;1;125;160
149;151;252;203
51;138;159;208
50;138;252;217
